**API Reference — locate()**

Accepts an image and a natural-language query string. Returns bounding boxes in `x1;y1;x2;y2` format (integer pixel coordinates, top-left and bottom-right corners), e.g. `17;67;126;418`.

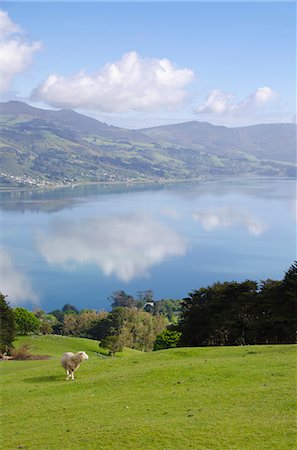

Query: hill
0;335;295;449
0;101;296;187
140;121;296;163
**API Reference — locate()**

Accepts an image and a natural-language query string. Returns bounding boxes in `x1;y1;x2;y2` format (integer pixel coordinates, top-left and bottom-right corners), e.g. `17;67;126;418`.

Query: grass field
1;336;296;449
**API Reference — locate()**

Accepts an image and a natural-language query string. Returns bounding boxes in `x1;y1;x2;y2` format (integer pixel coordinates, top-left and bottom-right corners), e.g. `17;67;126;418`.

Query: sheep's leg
71;371;75;381
66;369;71;380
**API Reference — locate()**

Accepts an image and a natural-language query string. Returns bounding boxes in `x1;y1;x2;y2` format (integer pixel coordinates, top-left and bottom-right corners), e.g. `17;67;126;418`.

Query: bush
153;329;182;350
12;343;50;360
12;343;32;360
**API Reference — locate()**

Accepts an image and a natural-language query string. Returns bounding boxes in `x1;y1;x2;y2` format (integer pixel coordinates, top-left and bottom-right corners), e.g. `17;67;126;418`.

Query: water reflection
36;214;187;282
0;183;166;213
0;248;38;305
1;179;295;311
193;207;267;236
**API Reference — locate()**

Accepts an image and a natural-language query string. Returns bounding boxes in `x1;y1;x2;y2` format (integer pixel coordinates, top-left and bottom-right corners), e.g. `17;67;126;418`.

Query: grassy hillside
0;101;296;188
1;336;295;449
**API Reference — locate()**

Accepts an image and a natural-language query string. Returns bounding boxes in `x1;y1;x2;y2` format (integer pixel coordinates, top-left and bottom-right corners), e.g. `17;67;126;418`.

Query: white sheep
61;351;89;380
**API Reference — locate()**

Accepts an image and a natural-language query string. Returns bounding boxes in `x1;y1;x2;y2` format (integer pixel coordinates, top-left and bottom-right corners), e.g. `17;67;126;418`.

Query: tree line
0;290;181;355
0;263;296;355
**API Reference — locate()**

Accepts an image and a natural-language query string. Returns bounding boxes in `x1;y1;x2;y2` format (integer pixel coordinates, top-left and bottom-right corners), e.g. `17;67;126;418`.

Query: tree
119;308;166;351
153;299;182;322
89;307;166;352
14;307;40;335
250;277;296;344
63;313;79;336
109;290;137;309
62;304;79;314
87;307;124;340
282;262;297;344
136;289;154;307
0;293;15;353
48;309;64;322
153;329;182;351
100;335;123;357
178;280;258;346
283;261;297;291
250;279;282;344
63;310;107;337
34;309;58;334
178;275;296;346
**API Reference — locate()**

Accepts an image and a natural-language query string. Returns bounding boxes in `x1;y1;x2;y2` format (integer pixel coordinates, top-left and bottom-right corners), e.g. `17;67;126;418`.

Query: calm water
0;178;296;311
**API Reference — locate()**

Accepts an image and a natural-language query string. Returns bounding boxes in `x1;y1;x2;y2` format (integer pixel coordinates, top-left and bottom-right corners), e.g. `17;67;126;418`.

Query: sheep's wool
61;351;89;379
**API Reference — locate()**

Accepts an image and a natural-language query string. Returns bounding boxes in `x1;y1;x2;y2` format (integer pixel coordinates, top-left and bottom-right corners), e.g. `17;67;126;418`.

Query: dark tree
178;273;296;346
62;304;79;314
87;307;126;340
0;293;16;353
108;290;137;309
283;261;297;291
49;309;64;322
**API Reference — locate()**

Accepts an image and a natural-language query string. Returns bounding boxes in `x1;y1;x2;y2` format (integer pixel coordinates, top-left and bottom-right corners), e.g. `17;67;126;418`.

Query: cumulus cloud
0;9;22;36
32;51;194;112
0;10;42;92
193;207;267;236
0;248;39;305
36;214;187;282
195;86;276;115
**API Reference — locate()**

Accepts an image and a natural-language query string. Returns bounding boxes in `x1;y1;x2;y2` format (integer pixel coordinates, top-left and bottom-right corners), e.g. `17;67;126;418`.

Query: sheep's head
78;351;89;361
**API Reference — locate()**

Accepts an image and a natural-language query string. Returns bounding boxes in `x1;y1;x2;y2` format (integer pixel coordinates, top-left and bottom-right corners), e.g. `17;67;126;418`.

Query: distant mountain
0;101;152;142
140;121;296;163
0;101;296;187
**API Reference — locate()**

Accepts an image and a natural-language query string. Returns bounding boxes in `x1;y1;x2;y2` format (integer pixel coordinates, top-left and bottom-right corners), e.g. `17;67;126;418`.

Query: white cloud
195;86;276;115
195;89;234;114
32;51;194;112
36;214;187;282
0;248;39;305
0;10;22;36
0;10;42;92
193;207;267;236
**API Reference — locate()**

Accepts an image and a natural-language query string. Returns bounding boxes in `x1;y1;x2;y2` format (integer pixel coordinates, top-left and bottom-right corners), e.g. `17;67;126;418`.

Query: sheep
61;351;89;380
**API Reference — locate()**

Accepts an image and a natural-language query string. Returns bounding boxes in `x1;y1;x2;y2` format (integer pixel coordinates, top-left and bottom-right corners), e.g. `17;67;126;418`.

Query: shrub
12;343;32;360
12;343;50;360
153;329;182;350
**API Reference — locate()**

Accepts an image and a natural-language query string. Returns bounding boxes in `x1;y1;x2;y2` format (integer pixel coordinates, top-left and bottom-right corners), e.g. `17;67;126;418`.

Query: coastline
0;174;295;194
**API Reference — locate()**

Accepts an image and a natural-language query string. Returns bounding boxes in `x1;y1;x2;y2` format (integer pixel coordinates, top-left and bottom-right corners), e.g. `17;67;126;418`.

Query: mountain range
0;101;296;187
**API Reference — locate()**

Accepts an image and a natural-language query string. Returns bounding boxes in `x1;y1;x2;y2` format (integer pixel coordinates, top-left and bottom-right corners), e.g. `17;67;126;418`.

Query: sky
1;1;296;128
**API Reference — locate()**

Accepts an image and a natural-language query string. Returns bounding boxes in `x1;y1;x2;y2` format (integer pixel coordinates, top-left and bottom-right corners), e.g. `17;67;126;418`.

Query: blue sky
1;1;296;128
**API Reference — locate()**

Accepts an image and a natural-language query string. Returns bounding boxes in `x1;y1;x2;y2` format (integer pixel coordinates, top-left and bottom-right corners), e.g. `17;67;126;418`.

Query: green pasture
1;336;296;449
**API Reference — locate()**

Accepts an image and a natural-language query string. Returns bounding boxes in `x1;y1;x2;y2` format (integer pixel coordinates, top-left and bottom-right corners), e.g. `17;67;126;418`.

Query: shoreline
0;176;208;193
0;174;295;194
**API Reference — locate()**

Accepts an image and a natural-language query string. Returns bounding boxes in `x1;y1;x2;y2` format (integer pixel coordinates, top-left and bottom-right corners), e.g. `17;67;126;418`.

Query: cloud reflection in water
0;248;38;305
193;207;267;236
37;214;187;282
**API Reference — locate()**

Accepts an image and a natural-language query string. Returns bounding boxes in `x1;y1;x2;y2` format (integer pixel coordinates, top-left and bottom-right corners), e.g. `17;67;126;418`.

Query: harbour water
0;178;295;311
